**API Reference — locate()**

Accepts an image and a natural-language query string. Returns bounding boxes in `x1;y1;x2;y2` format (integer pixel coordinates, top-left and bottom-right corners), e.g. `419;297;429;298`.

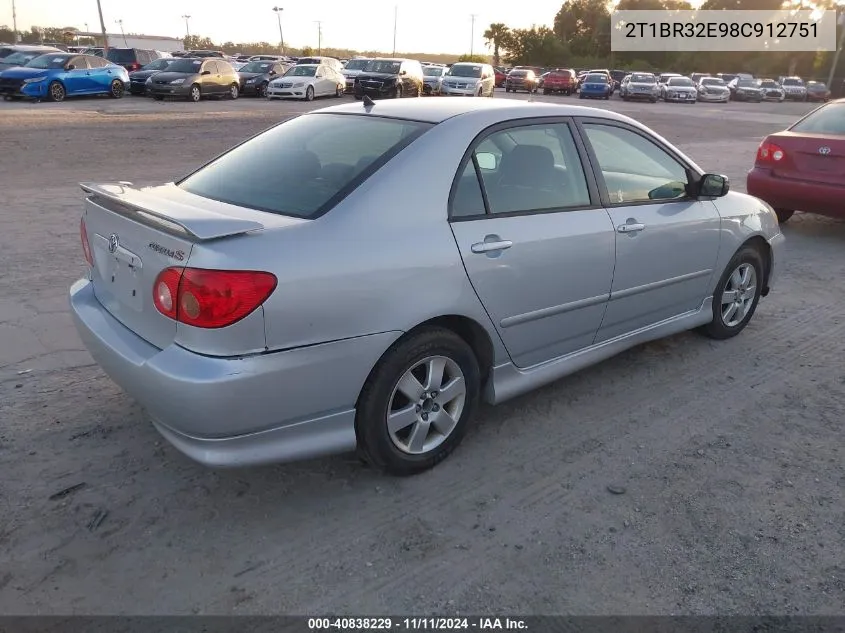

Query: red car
494;67;506;87
542;68;576;95
747;99;845;223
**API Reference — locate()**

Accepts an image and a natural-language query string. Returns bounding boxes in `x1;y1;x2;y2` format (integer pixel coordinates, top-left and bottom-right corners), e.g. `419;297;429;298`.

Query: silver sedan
70;99;785;475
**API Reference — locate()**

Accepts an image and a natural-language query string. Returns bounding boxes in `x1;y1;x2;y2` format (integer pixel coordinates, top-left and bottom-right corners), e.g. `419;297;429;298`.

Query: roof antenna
362;94;376;108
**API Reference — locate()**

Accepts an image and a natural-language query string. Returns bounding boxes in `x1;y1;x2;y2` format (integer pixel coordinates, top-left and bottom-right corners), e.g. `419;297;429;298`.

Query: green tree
483;23;510;67
458;54;489;62
504;26;569;66
554;0;611;58
184;34;216;50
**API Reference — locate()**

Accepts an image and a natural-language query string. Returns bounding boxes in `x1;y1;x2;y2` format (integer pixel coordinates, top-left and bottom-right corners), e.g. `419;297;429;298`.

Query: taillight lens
757;140;786;164
152;267;277;329
80;217;93;266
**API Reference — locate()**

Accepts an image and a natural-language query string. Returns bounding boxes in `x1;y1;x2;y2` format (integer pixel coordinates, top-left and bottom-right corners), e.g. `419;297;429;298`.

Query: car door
201;60;220;93
86;55;112;91
63;56;92;94
449;119;617;369
576;119;722;343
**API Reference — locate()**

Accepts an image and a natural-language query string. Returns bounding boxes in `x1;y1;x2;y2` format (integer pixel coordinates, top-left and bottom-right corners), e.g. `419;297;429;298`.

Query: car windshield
510;70;527;77
423;66;445;76
285;65;316;77
0;47;16;58
701;78;725;86
344;59;369;71
447;65;482;78
808;82;827;90
585;73;606;82
3;51;51;66
142;58;174;71
25;54;71;69
364;60;401;74
240;62;273;73
106;48;136;63
167;59;203;73
760;80;777;87
782;78;803;86
738;79;760;87
668;77;693;86
790;102;845;135
631;74;654;83
178;114;432;219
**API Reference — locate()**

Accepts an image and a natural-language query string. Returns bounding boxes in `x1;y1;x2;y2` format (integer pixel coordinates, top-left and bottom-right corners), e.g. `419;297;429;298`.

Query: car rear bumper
543;84;572;91
747;167;845;219
128;81;148;94
69;278;400;467
697;93;729;102
441;86;479;96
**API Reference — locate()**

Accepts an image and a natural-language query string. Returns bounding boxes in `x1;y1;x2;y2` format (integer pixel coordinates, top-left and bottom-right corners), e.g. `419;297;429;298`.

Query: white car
266;63;344;101
440;62;496;97
341;57;371;94
661;76;698;103
696;77;730;103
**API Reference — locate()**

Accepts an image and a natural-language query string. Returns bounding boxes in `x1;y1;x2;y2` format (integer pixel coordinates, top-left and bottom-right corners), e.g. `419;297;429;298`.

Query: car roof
7;44;61;51
312;97;641;125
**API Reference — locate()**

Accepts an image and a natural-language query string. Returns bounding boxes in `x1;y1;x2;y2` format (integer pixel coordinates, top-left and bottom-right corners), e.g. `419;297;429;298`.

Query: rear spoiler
80;182;265;241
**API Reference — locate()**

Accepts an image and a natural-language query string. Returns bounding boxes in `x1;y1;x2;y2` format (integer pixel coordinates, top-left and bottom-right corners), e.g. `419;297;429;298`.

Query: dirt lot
1;92;843;616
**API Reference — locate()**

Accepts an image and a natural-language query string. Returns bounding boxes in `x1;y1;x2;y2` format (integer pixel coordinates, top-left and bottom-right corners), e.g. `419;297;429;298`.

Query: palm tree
484;23;510;67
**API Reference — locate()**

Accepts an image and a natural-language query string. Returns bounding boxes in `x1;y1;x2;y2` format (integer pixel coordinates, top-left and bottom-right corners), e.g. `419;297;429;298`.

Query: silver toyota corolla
70;99;785;475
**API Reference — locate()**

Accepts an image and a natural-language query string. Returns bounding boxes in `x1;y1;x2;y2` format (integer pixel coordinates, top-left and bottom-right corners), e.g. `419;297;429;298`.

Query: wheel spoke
387;404;418;434
431;409;458;437
721;290;736;306
743;285;756;300
396;372;425;401
435;376;465;406
723;303;739;322
739;265;751;287
730;268;743;288
407;421;430;453
424;357;447;391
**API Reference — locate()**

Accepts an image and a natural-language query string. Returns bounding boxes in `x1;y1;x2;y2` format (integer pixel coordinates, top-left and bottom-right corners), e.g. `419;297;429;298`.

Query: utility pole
470;14;477;58
272;7;285;55
115;19;128;46
828;12;845;92
392;6;397;57
96;0;109;55
181;14;191;39
11;0;19;42
315;21;322;55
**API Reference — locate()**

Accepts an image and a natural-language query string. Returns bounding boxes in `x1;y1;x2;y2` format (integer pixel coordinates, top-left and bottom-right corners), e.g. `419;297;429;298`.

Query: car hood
129;69;165;80
151;71;197;82
238;71;266;80
700;84;729;91
736;85;763;92
665;84;696;91
271;75;315;85
0;67;51;79
356;72;399;81
629;81;657;88
342;68;366;77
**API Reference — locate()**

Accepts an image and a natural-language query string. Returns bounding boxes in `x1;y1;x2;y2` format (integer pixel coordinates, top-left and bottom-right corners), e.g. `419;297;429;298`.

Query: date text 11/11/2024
307;617;528;630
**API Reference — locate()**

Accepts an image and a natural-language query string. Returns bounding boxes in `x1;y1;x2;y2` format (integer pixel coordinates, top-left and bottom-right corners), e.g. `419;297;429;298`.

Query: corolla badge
108;234;119;253
819;146;831;155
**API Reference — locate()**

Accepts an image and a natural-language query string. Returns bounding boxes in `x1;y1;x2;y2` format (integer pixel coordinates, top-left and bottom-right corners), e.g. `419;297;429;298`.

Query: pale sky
9;0;567;54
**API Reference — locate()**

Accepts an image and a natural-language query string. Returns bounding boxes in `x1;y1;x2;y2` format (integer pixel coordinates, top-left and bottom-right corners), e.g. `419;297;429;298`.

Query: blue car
0;53;129;102
579;72;612;100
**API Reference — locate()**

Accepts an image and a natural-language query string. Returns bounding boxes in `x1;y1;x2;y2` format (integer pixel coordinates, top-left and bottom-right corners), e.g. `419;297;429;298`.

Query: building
76;32;184;52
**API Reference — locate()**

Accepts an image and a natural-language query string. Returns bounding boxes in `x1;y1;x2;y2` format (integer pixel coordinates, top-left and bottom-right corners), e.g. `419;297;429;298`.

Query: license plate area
92;233;144;312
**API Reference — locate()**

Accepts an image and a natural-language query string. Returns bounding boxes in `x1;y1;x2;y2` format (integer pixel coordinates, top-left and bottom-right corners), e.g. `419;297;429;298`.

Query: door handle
617;223;645;233
471;239;513;253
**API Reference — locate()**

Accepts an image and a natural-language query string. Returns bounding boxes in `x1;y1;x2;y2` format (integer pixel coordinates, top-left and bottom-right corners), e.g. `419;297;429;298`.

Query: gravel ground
1;91;843;616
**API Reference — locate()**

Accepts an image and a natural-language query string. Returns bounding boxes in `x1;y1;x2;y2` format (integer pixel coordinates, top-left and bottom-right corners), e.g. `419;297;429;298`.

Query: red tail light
153;267;277;329
80;217;93;266
128;62;141;72
757;140;786;164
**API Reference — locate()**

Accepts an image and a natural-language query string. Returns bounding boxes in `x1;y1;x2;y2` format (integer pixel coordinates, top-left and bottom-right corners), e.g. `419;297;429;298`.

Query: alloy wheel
387;355;466;455
720;263;757;327
49;82;65;102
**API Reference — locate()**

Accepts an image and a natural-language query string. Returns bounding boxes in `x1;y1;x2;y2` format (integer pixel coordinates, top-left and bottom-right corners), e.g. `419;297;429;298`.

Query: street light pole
315;20;322;55
11;0;19;43
470;14;477;57
392;6;397;57
181;14;191;39
96;0;109;54
272;7;285;56
115;19;128;46
827;12;845;91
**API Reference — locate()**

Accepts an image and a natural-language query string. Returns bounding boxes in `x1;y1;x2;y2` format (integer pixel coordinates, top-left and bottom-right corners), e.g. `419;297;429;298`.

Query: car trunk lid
768;132;845;187
80;182;266;350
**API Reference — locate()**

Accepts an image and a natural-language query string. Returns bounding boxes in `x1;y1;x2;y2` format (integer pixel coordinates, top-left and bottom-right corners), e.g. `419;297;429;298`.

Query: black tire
47;81;65;102
305;85;314;101
228;83;239;99
505;87;510;92
543;89;549;95
394;85;402;99
701;245;765;340
109;79;124;99
356;327;481;476
775;209;794;224
335;84;343;97
189;84;201;102
153;95;164;101
258;82;269;98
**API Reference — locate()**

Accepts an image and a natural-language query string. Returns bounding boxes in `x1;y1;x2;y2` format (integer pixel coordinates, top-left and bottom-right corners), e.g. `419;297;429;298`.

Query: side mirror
399;69;407;76
66;64;76;71
475;152;497;171
201;70;211;75
698;173;730;198
269;70;277;75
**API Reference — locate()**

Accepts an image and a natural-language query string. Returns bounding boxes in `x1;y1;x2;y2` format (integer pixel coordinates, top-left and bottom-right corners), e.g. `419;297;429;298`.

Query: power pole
392;6;397;57
273;7;285;55
11;0;19;43
315;21;322;55
182;14;191;39
470;14;477;57
115;19;128;47
96;0;109;55
827;12;845;91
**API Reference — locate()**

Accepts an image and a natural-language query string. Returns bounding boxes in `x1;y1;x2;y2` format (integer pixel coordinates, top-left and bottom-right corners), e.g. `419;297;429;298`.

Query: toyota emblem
819;146;831;155
108;234;119;254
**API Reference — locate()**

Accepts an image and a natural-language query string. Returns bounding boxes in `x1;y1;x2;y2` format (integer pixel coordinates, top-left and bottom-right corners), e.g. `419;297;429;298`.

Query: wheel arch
740;235;773;296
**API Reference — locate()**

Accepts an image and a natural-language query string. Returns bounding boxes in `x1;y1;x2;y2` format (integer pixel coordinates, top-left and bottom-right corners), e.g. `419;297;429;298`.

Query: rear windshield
106;48;136;62
585;73;607;82
423;66;445;76
790;102;845;135
667;77;694;86
178;114;432;219
447;65;482;78
630;73;654;83
344;59;369;71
